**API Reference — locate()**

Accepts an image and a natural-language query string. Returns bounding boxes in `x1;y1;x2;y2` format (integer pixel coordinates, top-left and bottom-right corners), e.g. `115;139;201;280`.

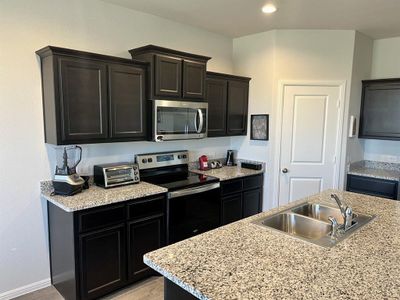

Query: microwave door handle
196;109;203;133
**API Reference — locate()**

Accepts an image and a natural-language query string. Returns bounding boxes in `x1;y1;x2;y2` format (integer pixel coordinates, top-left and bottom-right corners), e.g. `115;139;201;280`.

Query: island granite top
144;189;400;300
191;165;264;181
41;181;167;212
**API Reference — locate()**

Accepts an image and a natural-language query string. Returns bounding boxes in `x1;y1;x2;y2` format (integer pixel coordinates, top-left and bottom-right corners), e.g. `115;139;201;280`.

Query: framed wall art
250;114;269;141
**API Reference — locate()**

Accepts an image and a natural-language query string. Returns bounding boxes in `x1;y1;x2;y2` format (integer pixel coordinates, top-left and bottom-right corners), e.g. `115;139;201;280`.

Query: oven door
167;182;220;244
153;100;208;141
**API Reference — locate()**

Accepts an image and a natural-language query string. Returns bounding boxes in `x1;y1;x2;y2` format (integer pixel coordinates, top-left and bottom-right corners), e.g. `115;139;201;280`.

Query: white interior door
279;84;342;205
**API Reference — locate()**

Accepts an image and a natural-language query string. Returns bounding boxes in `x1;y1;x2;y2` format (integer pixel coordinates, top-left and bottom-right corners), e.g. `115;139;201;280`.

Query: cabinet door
128;216;164;281
108;64;146;140
79;224;126;300
59;57;108;143
346;175;398;200
227;80;249;136
243;189;262;218
206;77;227;136
183;60;206;99
360;81;400;140
221;194;242;225
155;55;182;98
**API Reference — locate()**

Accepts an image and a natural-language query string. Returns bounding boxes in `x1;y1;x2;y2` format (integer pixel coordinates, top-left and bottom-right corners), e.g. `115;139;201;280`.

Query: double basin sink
253;202;375;248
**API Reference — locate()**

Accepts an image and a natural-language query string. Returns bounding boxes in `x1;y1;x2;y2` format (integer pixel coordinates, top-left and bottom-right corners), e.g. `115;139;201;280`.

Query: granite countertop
144;189;400;299
191;165;264;181
41;181;167;212
348;167;400;181
348;160;400;181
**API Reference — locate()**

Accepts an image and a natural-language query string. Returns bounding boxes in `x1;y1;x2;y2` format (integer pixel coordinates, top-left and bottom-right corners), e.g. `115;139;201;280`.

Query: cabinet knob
282;168;289;174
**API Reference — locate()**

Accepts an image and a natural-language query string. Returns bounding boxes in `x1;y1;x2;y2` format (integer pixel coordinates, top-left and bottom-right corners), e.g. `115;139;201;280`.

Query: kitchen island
144;189;400;299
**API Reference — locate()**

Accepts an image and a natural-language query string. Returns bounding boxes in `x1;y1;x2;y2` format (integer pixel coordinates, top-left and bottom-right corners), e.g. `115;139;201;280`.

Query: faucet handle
328;216;339;238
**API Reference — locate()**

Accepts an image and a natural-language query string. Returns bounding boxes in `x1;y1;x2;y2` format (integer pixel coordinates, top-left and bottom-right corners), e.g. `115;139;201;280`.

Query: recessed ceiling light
262;4;277;14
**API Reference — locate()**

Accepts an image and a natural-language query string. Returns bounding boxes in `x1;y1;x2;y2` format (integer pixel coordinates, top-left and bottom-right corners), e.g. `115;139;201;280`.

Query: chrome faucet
331;193;355;231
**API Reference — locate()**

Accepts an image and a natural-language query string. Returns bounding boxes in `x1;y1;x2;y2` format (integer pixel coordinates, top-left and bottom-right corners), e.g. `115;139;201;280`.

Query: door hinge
333;156;337;164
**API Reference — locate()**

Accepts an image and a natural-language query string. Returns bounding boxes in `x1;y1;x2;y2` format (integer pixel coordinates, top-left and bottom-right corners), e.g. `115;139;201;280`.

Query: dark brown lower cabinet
221;174;263;225
221;194;243;225
79;225;126;300
243;189;262;218
128;215;164;282
48;194;166;300
346;174;399;200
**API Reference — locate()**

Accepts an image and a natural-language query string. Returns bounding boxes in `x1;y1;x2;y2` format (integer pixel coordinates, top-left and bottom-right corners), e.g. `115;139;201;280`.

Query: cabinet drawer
243;175;263;191
128;196;165;220
79;205;125;233
347;175;398;199
221;179;243;196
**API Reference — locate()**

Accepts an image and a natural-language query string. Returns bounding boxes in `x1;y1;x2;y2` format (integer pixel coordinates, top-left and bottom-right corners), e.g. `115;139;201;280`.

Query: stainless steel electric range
136;150;220;244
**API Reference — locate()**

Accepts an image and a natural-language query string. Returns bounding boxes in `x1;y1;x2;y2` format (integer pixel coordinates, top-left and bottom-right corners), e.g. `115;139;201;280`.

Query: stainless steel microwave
152;100;208;142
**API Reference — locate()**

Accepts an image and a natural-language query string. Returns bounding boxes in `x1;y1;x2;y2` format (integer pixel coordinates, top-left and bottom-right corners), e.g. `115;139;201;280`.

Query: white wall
233;30;357;209
345;32;373;168
0;0;233;295
363;37;400;162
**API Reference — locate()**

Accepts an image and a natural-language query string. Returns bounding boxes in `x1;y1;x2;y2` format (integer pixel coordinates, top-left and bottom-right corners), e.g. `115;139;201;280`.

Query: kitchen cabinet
346;174;399;200
36;46;147;145
359;78;400;140
79;225;126;300
108;63;146;139
129;45;210;101
206;72;251;137
220;174;263;225
48;194;166;300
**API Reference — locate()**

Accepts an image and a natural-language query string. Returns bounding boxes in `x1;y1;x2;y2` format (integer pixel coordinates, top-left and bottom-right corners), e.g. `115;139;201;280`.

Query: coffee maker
53;145;85;196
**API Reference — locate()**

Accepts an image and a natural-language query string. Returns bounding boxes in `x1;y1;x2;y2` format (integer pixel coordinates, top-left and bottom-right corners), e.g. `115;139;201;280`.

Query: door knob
282;168;289;174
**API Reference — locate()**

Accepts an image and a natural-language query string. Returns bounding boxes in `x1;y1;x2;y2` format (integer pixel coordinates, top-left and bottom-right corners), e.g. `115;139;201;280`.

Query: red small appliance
199;155;209;170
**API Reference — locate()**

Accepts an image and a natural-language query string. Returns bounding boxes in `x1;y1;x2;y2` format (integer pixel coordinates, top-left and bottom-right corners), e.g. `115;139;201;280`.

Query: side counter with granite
144;189;400;300
41;180;168;300
347;160;400;200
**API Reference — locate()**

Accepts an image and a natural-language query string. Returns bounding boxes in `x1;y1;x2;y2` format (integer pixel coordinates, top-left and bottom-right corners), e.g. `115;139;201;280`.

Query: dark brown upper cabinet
359;78;400;140
206;72;251;137
59;57;109;143
129;45;210;101
108;63;146;139
36;46;148;145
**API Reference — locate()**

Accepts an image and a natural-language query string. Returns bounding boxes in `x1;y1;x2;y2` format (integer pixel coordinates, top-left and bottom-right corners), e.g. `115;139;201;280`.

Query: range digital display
157;154;174;162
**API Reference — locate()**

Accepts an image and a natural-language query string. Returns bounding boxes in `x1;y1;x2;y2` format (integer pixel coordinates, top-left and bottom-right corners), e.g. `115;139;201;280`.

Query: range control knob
148;158;153;163
142;158;147;163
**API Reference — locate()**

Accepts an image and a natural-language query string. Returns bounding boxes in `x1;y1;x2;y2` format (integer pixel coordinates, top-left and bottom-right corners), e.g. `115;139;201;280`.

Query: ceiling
101;0;400;39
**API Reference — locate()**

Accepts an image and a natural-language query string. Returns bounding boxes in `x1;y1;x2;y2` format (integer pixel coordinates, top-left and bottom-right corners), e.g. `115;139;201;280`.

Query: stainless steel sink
261;213;331;240
291;203;345;223
253;202;376;248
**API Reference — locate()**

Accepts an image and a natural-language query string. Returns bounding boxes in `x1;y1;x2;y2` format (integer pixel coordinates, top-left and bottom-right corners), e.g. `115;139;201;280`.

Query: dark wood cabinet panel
183;60;206;99
59;57;108;143
221;194;243;225
155;55;182;98
227;80;249;136
206;72;250;137
346;174;398;200
206;77;227;137
243;189;262;218
221;174;263;225
108;64;146;139
360;79;400;140
47;193;167;300
128;215;163;281
79;224;126;300
129;45;211;101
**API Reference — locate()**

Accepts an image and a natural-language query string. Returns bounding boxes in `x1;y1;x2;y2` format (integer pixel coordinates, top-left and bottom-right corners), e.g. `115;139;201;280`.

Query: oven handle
168;182;220;199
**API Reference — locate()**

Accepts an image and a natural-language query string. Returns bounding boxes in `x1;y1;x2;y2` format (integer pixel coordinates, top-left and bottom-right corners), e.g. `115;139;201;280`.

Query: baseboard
0;278;51;300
